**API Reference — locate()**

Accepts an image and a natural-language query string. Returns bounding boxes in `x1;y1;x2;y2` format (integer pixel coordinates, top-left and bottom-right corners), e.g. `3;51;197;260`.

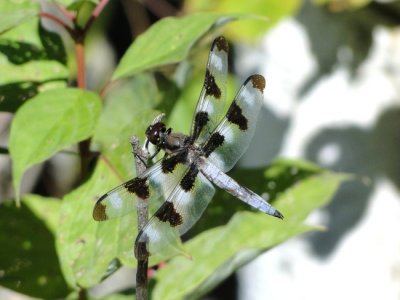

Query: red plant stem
131;137;149;300
75;39;91;180
99;80;113;98
75;41;86;89
93;0;110;17
57;4;76;21
38;12;73;36
83;0;110;34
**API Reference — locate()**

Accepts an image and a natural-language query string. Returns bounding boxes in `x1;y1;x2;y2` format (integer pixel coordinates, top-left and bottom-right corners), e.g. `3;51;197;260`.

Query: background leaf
184;0;301;39
38;20;67;65
92;74;161;179
189;159;325;235
112;13;237;80
0;195;69;298
0;0;39;34
152;167;350;299
56;159;138;289
9;88;102;200
0;81;41;112
0;1;68;111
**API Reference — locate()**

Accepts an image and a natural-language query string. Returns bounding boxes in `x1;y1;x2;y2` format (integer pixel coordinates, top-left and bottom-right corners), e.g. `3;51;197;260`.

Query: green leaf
189;159;325;235
56;159;138;288
0;196;69;298
112;13;237;80
92;74;161;179
0;9;38;35
101;294;136;300
153;169;349;299
9;88;101;200
39;20;67;65
0;39;45;65
0;79;67;113
184;0;301;39
75;1;97;28
0;2;68;107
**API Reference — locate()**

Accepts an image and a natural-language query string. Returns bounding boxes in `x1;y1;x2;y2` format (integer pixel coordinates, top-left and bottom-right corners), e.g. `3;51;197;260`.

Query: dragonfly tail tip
274;210;284;220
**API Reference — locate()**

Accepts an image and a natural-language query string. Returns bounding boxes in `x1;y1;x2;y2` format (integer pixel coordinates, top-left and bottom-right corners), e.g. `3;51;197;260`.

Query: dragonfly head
145;122;171;148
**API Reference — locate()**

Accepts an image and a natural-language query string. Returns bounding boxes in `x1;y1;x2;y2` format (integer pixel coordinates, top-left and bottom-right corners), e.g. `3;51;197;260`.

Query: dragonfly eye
146;122;166;145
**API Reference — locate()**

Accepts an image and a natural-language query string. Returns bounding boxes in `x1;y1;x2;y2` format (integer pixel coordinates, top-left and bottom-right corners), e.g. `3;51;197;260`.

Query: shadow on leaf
0;78;67;112
0;201;69;298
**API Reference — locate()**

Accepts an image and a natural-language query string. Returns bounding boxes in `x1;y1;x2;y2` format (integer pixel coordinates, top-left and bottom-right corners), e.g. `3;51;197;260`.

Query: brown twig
130;136;149;300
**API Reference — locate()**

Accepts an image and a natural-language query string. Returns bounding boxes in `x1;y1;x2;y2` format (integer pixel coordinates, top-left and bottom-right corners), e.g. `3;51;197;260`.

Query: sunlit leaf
92;74;161;179
190;159;325;235
9;88;101;201
184;0;301;39
56;159;138;288
153;167;350;299
0;9;38;35
112;13;238;80
0;2;68;104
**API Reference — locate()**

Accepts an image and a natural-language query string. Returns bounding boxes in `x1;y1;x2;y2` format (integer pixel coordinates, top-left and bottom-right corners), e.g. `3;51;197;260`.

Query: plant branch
75;41;86;89
39;12;74;36
83;0;110;35
99;80;114;98
74;34;91;180
131;136;149;300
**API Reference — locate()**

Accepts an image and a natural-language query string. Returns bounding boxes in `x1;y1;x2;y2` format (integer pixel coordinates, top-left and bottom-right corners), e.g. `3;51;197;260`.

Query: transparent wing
135;165;215;259
202;74;265;172
93;156;188;221
190;36;229;144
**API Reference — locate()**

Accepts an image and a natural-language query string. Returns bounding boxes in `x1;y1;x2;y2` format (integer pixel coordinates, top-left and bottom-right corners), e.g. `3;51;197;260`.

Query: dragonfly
93;36;283;260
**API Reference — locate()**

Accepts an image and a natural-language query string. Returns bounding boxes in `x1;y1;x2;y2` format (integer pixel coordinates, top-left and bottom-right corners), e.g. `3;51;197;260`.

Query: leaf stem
38;12;74;36
74;34;91;180
72;0;109;180
75;41;86;89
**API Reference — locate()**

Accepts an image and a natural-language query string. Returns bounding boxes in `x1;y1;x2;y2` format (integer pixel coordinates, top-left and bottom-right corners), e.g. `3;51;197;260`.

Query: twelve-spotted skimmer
93;36;283;259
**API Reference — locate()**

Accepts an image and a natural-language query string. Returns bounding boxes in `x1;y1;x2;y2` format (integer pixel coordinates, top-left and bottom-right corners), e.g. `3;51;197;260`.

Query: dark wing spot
204;69;221;98
180;164;199;192
192;111;209;140
93;200;108;221
213;36;229;53
155;201;183;227
125;177;149;199
195;111;209;130
249;74;265;93
203;132;225;157
161;151;187;173
226;101;248;131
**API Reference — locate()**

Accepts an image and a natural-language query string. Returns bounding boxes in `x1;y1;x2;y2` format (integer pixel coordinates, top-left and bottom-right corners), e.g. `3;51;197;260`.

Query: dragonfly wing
93;155;188;221
191;36;229;144
135;164;215;259
202;74;265;172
